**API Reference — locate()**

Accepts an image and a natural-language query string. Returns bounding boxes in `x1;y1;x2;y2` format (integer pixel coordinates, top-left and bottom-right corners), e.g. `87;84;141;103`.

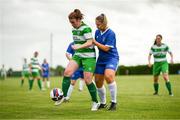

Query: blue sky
0;0;180;70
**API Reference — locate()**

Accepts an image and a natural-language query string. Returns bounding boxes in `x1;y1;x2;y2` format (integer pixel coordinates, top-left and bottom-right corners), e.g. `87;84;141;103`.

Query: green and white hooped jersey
150;43;171;62
30;57;41;73
22;63;30;72
72;22;95;58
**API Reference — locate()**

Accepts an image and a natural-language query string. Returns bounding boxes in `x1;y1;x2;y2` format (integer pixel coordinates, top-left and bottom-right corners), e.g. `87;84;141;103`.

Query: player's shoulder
80;22;91;30
107;28;115;35
162;43;168;47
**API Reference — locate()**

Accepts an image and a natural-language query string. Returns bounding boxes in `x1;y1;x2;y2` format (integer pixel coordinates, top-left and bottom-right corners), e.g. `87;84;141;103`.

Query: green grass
0;75;180;119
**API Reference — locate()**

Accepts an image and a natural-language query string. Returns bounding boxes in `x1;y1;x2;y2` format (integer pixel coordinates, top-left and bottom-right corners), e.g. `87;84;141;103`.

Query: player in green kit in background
29;51;42;90
55;9;99;111
20;58;32;87
148;34;174;96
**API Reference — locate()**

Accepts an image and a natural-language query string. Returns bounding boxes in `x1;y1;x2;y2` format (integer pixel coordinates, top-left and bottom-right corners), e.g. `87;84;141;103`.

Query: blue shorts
95;58;119;74
42;72;49;78
71;68;84;80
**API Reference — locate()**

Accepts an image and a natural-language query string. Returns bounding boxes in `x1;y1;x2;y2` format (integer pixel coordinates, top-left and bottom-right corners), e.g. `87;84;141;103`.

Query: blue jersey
95;28;119;62
66;42;75;56
42;63;49;75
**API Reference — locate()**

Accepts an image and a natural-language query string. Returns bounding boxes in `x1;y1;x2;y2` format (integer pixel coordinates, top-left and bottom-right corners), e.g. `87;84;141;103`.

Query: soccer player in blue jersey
65;42;84;100
41;59;50;90
93;14;119;110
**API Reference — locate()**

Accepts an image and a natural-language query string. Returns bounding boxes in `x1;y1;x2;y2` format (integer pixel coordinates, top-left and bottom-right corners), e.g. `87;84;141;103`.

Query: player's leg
104;69;117;110
55;60;78;106
66;79;76;100
42;77;46;90
29;76;34;90
21;75;25;86
77;69;84;91
95;74;107;109
83;58;99;111
153;62;161;95
162;62;173;96
94;64;107;109
37;75;42;90
79;78;84;91
46;77;50;88
104;59;118;110
62;59;79;98
153;75;159;95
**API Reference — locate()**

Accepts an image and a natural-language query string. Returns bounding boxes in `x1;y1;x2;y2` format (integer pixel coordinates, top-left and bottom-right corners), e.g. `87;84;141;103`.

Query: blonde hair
96;13;108;30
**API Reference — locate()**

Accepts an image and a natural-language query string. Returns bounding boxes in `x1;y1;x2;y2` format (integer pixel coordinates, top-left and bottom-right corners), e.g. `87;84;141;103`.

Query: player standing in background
65;42;84;101
93;14;119;110
1;64;7;80
41;59;50;90
21;58;31;87
56;9;99;111
148;34;174;96
29;51;42;90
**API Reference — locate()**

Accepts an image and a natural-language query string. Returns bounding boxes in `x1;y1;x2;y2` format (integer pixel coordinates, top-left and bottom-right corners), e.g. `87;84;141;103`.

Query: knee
163;75;168;81
71;80;76;86
64;69;73;77
95;80;103;88
105;74;114;82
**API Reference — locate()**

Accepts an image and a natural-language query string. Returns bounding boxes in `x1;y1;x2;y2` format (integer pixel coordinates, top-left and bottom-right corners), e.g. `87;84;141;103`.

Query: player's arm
169;52;174;64
93;39;110;52
148;54;152;68
167;46;174;64
71;39;93;50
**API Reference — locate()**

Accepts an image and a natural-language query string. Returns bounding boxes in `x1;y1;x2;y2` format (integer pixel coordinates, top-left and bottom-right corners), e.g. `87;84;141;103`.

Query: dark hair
68;9;83;20
154;34;162;45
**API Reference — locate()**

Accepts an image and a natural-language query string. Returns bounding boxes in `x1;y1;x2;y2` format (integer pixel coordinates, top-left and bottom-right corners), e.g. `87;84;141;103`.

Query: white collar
100;28;109;35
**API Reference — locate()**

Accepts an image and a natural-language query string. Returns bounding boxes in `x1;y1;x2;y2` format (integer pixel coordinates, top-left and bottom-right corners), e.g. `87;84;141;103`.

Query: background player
21;58;31;87
148;34;174;96
29;51;42;90
41;59;50;90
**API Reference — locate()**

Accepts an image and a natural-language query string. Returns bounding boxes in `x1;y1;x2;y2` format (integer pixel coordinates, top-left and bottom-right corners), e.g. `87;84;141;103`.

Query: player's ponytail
68;9;84;20
96;13;108;31
154;34;162;45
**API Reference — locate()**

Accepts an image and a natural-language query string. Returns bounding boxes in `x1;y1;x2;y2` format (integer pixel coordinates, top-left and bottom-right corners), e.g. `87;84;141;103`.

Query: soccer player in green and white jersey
55;9;99;111
29;51;42;90
148;34;174;96
21;58;31;87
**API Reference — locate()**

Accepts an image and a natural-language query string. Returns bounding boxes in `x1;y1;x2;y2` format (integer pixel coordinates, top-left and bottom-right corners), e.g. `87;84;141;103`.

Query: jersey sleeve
166;45;172;53
83;27;93;40
149;47;153;55
105;32;116;48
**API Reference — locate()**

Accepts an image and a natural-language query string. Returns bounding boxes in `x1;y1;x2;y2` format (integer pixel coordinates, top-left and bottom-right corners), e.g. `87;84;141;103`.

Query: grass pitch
0;75;180;119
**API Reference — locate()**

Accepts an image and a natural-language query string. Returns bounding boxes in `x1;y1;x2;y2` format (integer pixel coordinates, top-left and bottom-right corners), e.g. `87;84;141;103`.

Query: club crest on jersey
77;31;81;35
102;37;105;42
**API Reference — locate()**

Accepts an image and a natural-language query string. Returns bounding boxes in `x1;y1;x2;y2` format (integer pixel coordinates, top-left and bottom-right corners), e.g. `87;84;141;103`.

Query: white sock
97;85;106;104
67;84;74;99
47;81;50;88
108;81;117;103
79;79;84;91
42;81;45;89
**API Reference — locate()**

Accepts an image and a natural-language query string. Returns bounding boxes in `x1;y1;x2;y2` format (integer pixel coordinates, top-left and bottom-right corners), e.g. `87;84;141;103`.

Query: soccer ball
50;88;63;101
